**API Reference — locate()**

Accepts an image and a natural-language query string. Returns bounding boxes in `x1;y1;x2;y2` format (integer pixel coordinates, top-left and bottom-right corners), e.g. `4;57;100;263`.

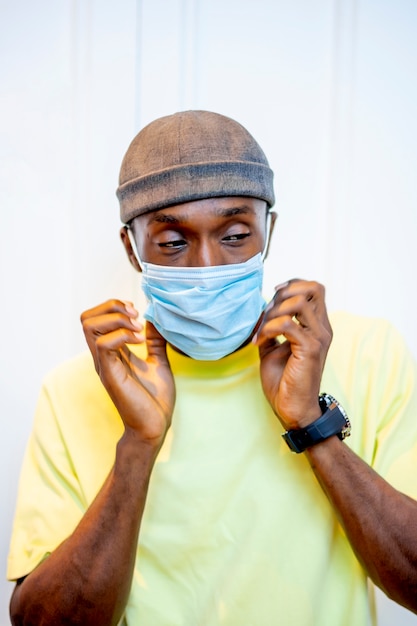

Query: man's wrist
117;429;163;469
282;394;351;453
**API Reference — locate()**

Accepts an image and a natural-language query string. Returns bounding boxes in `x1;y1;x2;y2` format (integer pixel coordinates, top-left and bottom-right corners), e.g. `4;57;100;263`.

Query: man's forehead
147;205;258;225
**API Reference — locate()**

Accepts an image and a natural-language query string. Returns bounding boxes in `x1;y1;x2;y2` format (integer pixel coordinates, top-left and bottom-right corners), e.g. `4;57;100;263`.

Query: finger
257;329;293;360
271;280;323;309
254;289;331;348
94;327;145;380
95;327;145;352
264;281;329;331
81;298;143;343
83;311;143;339
253;314;305;347
265;295;319;331
95;325;164;380
81;299;137;322
281;283;331;336
81;300;143;344
83;313;143;365
81;300;144;367
144;322;169;365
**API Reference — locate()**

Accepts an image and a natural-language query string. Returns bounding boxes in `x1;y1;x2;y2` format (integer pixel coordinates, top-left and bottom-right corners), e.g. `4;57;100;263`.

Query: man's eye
159;240;186;248
223;233;250;242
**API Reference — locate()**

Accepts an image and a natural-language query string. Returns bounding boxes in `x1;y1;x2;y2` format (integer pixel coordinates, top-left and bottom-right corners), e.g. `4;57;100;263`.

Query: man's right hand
81;299;175;449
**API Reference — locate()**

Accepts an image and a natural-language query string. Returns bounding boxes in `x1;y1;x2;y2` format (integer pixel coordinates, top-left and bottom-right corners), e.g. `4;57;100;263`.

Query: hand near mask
81;299;175;448
252;279;333;430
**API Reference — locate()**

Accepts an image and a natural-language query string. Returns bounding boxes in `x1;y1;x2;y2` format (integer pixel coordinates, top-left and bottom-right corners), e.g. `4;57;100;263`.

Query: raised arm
10;300;175;626
253;280;417;614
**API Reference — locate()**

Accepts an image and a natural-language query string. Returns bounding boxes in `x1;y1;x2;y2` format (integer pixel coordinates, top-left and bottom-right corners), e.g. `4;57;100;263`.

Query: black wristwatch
282;393;351;453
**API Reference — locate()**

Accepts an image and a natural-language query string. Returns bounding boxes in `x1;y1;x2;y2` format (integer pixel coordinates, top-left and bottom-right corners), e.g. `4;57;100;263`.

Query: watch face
320;394;351;440
319;393;338;412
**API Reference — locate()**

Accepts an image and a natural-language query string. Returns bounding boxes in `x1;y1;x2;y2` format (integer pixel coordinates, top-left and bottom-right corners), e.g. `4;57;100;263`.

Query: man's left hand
253;280;333;430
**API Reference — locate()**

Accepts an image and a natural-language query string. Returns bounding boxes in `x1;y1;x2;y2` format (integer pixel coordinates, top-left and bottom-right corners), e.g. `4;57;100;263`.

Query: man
8;110;417;625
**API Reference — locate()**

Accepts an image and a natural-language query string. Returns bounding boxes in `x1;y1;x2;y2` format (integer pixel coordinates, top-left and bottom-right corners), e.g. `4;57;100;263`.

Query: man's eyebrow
215;205;253;217
149;213;181;224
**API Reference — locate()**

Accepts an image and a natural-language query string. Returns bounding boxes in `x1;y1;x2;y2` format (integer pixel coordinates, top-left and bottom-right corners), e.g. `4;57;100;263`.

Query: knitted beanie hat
117;110;275;222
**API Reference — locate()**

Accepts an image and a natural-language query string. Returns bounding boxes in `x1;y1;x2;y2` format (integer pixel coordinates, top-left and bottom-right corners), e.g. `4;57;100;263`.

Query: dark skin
10;197;417;625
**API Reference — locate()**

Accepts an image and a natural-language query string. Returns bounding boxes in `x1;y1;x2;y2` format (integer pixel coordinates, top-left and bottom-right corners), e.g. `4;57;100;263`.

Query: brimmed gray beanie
117;110;275;222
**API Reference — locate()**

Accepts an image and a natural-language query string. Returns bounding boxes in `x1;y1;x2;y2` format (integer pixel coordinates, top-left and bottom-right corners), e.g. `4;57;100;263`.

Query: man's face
129;196;272;268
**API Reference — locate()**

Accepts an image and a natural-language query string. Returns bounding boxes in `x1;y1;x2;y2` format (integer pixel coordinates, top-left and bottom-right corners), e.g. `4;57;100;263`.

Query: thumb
145;321;169;363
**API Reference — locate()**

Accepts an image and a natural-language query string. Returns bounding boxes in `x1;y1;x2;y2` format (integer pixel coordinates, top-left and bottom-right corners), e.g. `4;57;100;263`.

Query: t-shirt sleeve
369;321;417;497
327;313;417;499
7;382;88;581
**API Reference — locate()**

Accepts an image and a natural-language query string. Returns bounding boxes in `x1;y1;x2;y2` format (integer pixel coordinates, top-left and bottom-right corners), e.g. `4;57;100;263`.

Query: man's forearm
10;432;159;626
306;436;417;614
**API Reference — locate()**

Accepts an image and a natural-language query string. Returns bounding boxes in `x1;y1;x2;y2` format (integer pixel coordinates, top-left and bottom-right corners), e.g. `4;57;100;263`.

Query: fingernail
123;302;137;316
274;281;289;292
131;318;143;330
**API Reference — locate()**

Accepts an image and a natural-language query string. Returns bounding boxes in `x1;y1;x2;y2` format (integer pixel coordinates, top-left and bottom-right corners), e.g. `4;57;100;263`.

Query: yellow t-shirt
8;312;417;626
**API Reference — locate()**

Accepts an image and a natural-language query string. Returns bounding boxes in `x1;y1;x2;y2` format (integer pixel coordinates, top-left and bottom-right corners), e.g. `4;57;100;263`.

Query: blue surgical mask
128;213;271;360
139;252;266;360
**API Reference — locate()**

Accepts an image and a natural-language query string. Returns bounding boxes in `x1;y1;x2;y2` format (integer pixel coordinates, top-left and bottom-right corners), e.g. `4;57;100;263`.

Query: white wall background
1;0;417;624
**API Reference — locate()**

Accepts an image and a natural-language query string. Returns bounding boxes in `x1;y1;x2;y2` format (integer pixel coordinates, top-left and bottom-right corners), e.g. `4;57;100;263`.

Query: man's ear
264;211;278;260
120;226;142;272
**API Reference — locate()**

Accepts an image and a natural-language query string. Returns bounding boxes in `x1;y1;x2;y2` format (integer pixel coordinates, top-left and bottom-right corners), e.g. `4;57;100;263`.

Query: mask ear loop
126;225;144;270
261;211;273;262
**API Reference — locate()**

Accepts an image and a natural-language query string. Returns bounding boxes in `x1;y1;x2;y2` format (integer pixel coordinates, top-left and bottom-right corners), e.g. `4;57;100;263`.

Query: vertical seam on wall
70;0;93;223
69;0;93;346
326;0;358;308
135;0;143;130
179;0;199;110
